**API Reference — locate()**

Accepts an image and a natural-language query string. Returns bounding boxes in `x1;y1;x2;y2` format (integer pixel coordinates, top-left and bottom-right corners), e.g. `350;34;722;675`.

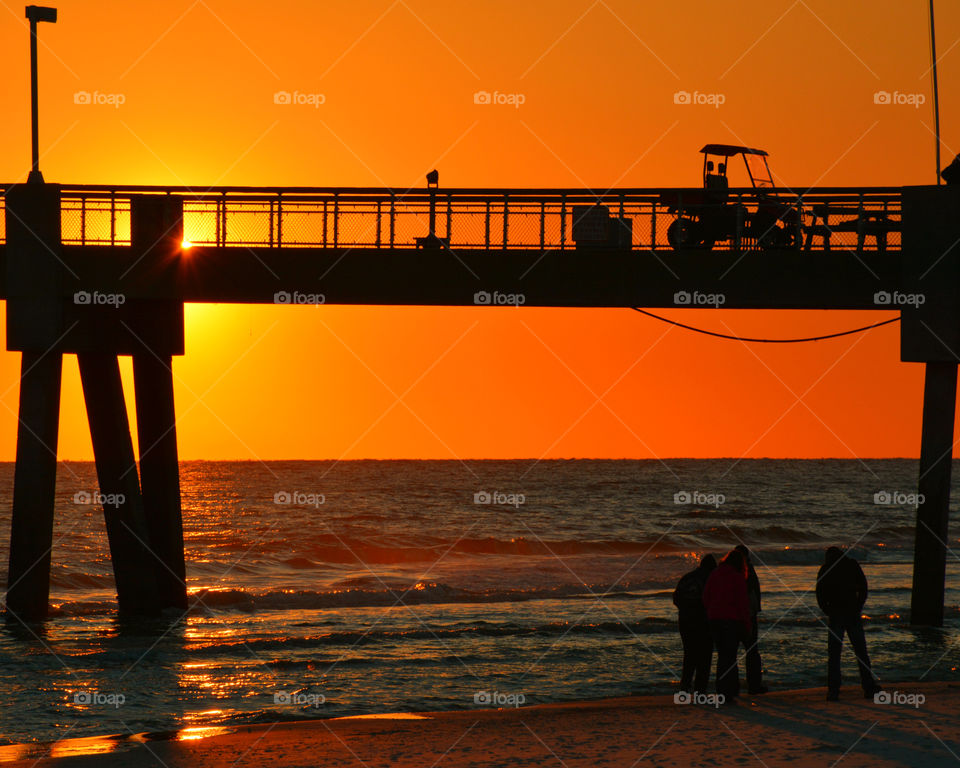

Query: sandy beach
3;681;957;768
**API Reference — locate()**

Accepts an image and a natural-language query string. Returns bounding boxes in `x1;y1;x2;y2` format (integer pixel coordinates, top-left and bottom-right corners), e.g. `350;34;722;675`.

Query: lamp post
928;0;941;184
25;5;57;184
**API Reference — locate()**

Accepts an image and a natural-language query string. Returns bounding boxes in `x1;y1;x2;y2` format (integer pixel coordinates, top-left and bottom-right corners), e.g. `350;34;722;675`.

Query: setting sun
0;0;958;461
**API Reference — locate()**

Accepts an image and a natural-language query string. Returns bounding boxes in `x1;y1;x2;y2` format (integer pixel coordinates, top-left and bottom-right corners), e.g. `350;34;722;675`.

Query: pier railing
0;185;903;252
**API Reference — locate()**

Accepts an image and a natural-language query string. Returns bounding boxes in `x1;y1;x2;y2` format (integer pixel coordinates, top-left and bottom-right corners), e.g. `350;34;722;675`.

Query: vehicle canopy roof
699;144;768;157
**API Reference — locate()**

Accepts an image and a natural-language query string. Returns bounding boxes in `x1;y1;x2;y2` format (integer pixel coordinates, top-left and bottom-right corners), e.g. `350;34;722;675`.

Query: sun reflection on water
175;726;232;742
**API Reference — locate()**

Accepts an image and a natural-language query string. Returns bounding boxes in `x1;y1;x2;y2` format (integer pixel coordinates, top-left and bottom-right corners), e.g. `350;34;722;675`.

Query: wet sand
4;682;958;767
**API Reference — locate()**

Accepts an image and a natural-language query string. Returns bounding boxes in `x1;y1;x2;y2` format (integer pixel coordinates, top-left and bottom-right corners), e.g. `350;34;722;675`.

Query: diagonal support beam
78;352;160;615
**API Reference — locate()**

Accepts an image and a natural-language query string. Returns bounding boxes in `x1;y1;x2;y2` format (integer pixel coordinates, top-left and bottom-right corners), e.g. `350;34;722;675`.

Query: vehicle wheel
777;228;799;249
759;226;797;250
667;218;704;250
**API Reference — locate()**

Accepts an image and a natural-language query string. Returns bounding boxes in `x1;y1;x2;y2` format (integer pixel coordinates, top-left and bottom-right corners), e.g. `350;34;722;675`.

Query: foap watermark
74;90;126;108
473;90;526;108
73;490;125;508
274;291;325;305
874;690;924;708
674;290;725;308
473;690;525;707
274;691;325;708
474;290;525;306
873;290;924;307
274;90;326;108
673;90;725;108
674;691;724;708
474;490;525;508
674;490;725;509
873;90;925;108
274;490;326;508
874;490;924;508
74;290;126;308
73;690;125;708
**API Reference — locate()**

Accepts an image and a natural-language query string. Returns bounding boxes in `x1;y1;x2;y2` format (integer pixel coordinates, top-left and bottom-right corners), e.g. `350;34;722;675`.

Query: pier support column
4;183;65;622
900;185;960;627
127;194;187;611
133;353;186;609
78;352;160;615
5;352;63;621
911;361;957;626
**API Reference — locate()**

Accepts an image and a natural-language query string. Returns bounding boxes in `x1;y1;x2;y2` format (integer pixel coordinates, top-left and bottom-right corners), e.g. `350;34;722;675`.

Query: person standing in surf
816;547;882;701
673;553;717;694
702;549;751;704
734;545;767;694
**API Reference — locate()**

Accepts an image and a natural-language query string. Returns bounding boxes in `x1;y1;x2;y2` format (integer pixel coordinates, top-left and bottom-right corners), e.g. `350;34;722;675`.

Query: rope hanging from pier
630;308;900;343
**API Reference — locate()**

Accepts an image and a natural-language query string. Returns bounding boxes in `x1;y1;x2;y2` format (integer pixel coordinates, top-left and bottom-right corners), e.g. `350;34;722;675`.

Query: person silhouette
702;549;751;704
816;547;882;701
735;545;767;694
704;161;728;191
704;160;729;217
673;553;717;693
943;153;960;185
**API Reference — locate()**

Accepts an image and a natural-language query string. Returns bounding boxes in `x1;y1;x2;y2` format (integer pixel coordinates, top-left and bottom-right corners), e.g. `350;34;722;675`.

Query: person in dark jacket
702;549;751;703
816;547;881;701
943;153;960;185
735;545;767;694
673;554;717;693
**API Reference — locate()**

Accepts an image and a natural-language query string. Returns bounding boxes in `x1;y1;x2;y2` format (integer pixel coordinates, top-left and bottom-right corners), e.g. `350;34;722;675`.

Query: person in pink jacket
702;549;752;703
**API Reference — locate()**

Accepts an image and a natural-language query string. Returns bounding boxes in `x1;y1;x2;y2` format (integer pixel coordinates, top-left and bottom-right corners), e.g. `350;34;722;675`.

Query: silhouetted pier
2;181;957;627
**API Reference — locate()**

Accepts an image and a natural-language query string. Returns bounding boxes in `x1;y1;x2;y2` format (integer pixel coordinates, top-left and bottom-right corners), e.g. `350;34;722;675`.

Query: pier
1;180;957;624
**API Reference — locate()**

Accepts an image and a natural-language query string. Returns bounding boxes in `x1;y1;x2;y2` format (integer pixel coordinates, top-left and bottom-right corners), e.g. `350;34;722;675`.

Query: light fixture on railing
427;169;439;240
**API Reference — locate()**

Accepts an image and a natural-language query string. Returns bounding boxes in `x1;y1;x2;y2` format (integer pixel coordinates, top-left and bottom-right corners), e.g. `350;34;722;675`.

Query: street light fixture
25;5;57;184
426;169;439;239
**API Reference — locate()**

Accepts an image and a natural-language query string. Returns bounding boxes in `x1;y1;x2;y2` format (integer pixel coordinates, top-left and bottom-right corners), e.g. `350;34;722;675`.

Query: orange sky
1;0;958;460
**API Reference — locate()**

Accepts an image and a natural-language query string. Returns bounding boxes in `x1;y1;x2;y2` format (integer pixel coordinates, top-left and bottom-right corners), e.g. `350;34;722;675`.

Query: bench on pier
803;203;900;252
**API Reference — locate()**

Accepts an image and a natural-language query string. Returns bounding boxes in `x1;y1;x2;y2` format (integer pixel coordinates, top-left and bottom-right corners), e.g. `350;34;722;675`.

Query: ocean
0;459;957;745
